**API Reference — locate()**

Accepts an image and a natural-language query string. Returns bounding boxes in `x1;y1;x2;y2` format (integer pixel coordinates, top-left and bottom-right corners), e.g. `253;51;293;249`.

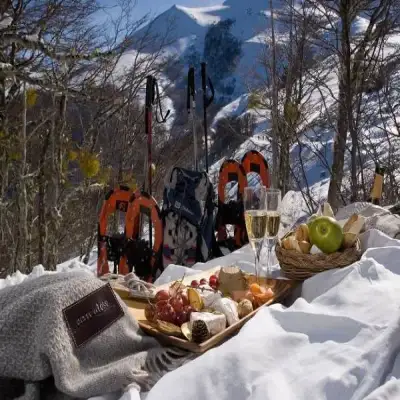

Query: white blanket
3;227;400;400
121;228;400;400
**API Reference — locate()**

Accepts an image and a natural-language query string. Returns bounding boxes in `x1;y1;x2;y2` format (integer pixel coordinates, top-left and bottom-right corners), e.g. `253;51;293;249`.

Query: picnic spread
3;197;400;400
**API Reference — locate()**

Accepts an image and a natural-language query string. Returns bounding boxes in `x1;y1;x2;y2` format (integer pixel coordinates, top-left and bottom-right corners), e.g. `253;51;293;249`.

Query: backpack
162;167;217;268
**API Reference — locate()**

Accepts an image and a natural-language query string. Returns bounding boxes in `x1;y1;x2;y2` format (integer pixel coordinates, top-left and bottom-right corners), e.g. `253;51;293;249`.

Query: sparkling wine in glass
264;188;282;283
244;186;267;281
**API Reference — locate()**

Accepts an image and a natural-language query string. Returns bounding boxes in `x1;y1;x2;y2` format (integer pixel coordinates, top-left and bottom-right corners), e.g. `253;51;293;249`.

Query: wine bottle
369;165;385;205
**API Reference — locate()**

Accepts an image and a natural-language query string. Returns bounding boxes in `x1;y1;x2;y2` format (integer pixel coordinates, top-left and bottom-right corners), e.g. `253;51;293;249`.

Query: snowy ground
0;183;311;289
0;252;98;291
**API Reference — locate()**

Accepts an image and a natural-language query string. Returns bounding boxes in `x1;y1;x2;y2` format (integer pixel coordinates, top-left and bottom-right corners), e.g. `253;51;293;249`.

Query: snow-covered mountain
132;0;287;97
128;0;400;207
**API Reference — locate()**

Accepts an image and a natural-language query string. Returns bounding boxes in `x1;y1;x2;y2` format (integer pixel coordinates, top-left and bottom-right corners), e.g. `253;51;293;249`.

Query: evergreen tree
203;19;242;92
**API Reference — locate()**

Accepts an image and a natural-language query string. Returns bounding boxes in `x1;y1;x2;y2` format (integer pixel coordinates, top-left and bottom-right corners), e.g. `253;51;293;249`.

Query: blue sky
98;0;223;23
136;0;222;18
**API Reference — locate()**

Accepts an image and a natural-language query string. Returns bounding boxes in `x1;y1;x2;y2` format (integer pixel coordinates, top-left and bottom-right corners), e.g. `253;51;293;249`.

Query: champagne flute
244;186;267;281
264;188;282;284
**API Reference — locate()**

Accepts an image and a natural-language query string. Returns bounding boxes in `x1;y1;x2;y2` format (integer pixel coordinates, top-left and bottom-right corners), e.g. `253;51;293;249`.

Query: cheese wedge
343;214;365;235
190;312;227;335
211;298;240;326
322;202;335;218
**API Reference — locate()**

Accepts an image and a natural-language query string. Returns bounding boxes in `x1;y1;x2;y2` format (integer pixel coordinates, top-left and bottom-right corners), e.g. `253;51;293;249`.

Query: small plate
110;280;156;302
129;289;156;301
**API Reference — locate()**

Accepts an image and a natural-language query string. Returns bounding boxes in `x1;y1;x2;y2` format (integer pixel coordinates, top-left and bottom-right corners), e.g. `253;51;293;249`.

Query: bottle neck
370;172;383;203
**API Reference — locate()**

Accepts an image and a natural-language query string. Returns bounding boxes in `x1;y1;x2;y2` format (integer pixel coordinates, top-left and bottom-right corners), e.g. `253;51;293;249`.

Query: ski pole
144;75;155;195
140;75;155;253
143;76;170;255
201;62;214;173
144;75;170;194
187;66;198;171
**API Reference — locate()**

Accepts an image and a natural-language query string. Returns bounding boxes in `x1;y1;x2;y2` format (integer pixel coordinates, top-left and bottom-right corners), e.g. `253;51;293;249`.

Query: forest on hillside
1;0;400;276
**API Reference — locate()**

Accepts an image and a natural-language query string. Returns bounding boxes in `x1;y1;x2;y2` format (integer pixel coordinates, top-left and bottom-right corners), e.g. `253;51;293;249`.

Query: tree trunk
38;130;50;265
328;74;348;210
278;132;290;195
269;0;279;188
328;1;352;210
46;94;67;269
278;0;293;197
350;132;357;202
14;83;28;272
341;0;359;203
26;208;33;270
0;77;8;245
83;192;103;264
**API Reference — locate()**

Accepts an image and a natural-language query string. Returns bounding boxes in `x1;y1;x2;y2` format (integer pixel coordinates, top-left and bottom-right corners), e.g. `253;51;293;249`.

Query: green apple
307;214;318;228
309;216;344;254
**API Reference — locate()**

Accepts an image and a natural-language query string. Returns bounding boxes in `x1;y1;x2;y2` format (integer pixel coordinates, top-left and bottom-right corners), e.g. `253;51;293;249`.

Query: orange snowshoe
215;159;248;251
97;185;133;277
241;150;270;188
121;191;163;282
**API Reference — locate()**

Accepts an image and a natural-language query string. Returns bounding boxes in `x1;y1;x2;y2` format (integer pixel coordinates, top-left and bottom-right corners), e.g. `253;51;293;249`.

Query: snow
175;5;225;26
23;33;40;42
0;13;12;29
0;62;12;71
211;94;249;130
0;252;98;291
131;0;301;97
352;15;370;34
67;47;177;132
246;32;270;44
205;22;400;194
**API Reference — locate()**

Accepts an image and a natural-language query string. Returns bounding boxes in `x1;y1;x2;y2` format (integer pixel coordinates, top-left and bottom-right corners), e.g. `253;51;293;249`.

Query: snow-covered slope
211;46;400;198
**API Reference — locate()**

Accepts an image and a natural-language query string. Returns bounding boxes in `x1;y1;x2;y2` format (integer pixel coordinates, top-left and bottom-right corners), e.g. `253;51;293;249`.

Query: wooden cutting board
121;267;296;353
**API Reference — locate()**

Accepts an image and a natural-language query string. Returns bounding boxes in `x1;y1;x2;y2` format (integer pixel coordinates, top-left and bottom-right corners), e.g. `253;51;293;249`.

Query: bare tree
305;0;400;209
0;0;177;275
249;0;318;196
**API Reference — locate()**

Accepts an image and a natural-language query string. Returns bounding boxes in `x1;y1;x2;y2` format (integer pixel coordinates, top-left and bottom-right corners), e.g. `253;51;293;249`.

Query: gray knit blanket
0;271;194;400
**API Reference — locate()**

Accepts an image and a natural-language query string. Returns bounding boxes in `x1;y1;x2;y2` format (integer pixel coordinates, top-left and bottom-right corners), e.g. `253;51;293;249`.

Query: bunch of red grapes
145;289;194;327
190;274;219;290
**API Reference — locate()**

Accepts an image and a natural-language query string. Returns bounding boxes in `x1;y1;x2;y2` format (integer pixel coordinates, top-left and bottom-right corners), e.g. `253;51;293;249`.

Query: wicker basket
275;235;362;281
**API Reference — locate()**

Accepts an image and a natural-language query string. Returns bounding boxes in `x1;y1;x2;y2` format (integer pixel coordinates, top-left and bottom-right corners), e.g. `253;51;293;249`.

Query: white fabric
155;243;281;286
336;202;400;239
118;228;400;400
2;228;400;400
4;207;400;400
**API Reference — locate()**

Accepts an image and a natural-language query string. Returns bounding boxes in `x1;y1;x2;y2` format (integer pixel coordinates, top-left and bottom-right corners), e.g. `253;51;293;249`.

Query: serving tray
122;267;296;353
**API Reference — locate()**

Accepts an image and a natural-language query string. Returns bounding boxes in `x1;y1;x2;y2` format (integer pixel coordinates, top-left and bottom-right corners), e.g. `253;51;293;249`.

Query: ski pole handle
201;62;210;173
187;66;198;171
145;75;154;107
207;77;214;108
187;66;195;112
201;62;214;108
201;62;207;95
154;79;170;123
